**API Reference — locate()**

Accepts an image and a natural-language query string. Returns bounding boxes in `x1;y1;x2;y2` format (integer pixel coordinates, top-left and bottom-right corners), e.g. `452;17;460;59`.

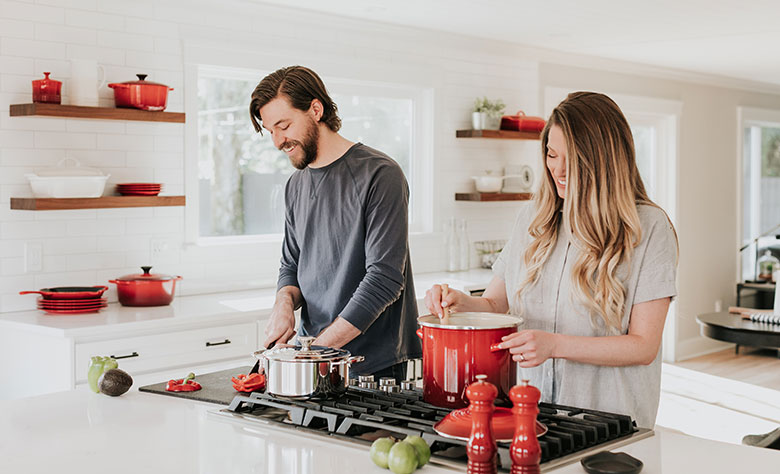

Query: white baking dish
25;174;110;198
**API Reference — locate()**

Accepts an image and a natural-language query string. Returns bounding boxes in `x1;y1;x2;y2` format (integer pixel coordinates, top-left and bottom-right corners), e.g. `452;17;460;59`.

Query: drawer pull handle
206;339;231;347
110;351;139;360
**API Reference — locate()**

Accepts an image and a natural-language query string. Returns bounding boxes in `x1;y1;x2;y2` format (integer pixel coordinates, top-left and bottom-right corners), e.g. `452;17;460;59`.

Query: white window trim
183;64;434;247
736;106;780;283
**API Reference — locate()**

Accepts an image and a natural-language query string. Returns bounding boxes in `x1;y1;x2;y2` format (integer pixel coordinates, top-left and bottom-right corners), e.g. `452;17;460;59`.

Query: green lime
403;435;431;466
388;441;418;474
370;437;395;469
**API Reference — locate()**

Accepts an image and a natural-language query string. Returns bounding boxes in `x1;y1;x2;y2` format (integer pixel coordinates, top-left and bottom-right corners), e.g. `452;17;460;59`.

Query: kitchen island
0;386;778;473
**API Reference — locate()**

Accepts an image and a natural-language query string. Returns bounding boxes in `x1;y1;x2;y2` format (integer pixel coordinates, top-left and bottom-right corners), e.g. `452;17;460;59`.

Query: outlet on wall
24;242;43;273
150;238;170;263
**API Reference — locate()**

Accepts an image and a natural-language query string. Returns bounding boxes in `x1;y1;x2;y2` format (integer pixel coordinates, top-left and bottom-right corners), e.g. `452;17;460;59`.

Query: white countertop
0;269;495;339
0;386;777;474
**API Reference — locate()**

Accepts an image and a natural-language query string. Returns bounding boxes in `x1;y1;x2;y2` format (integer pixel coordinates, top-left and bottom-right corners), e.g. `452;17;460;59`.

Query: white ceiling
257;0;780;88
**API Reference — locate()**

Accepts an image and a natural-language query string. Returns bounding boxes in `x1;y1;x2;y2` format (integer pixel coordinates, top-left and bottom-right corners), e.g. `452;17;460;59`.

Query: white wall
3;0;780;361
0;0;539;312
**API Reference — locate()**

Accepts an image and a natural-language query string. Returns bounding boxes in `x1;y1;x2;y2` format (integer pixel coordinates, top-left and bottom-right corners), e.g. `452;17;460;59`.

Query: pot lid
115;266;176;282
111;74;169;87
259;336;351;362
33;157;105;177
434;405;547;442
418;312;522;330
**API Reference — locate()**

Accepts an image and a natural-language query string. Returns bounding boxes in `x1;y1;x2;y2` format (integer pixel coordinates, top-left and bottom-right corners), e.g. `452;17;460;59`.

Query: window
739;107;780;282
195;66;429;242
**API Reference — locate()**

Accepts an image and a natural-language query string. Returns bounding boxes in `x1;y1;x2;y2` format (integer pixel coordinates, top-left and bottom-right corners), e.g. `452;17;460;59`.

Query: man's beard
281;118;319;170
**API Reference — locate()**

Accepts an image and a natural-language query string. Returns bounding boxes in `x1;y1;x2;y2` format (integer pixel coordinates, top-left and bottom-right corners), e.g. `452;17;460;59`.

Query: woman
425;92;678;428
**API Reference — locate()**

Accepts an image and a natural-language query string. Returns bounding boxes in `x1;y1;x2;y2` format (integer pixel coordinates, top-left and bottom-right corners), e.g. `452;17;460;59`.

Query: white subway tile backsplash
34;23;97;45
0;55;34;74
1;256;24;275
64;10;124;31
0;240;23;258
96;133;153;151
33;269;98;289
0;130;34;148
96;30;154;52
66;252;125;271
65;218;126;236
65;119;126;134
0;220;67;239
66;44;125;66
36;0;97;10
1;37;66;59
44;236;96;255
153;135;182;152
0;1;64;24
42;254;66;273
33;58;71;77
1;114;67;132
125;151;181;169
0;273;32;293
34;131;96;149
66;149;126;168
125;50;182;72
124;217;180;235
96;235;149;253
0;147;65;166
0;18;33;39
154;37;181;55
124;17;178;37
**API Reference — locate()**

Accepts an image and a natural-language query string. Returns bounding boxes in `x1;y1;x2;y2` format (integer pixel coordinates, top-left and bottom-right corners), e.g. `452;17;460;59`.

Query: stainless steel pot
252;336;364;400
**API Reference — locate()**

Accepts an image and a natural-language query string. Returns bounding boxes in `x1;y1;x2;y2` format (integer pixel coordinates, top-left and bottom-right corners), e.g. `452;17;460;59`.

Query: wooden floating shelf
10;103;185;123
456;129;541;140
11;195;186;211
456;192;533;202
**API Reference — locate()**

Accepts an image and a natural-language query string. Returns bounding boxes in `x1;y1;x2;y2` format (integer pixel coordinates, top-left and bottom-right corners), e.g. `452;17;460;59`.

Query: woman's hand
499;330;559;367
424;284;469;318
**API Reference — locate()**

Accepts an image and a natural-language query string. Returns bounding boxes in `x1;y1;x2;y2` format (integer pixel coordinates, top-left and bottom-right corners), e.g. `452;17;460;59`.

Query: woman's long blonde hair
518;91;666;333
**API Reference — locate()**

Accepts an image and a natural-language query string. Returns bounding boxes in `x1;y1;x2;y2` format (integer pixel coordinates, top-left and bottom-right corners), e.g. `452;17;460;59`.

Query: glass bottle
445;217;460;272
458;219;469;271
757;250;779;282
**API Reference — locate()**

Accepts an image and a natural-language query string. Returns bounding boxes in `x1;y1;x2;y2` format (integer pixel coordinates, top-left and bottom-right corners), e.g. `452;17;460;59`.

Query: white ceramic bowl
25;174;109;198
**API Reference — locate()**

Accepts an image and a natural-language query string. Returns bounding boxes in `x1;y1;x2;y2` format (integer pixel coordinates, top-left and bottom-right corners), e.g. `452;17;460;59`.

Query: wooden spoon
441;283;450;322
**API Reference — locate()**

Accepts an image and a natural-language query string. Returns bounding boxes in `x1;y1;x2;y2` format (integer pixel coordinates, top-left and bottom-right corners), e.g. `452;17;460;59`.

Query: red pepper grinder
32;72;62;104
466;374;498;474
509;380;541;474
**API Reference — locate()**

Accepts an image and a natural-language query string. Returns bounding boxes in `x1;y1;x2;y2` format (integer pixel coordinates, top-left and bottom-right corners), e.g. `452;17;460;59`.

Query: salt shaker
466;374;497;474
509;380;541;474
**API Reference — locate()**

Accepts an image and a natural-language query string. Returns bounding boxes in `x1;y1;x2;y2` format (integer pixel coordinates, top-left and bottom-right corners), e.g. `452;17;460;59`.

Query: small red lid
433;407;547;442
116;266;176;282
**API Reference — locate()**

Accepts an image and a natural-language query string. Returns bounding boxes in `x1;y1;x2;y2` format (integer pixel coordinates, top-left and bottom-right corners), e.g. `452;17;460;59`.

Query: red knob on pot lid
116;266;177;281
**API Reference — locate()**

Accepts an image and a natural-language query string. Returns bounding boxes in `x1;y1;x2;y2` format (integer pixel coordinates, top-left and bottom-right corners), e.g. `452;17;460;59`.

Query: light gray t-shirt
493;203;677;428
277;143;422;375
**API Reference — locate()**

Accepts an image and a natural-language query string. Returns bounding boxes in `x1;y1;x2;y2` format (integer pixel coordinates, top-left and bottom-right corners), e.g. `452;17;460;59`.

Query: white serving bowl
25;174;109;198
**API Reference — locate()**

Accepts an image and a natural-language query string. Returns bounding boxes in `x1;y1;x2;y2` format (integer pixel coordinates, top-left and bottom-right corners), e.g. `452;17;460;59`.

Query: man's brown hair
249;65;341;134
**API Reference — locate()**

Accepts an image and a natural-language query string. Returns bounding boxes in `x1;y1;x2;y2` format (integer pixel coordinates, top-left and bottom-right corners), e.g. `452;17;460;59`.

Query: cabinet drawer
74;322;257;383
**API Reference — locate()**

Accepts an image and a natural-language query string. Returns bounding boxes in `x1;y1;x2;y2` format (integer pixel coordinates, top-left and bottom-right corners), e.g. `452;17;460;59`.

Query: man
249;65;421;381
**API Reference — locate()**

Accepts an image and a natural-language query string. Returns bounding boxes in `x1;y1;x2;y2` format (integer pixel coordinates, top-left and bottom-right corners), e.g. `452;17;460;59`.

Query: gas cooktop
211;385;653;472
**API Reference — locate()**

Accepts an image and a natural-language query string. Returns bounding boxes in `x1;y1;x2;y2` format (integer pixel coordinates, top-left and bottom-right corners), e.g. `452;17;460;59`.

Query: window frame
184;64;433;246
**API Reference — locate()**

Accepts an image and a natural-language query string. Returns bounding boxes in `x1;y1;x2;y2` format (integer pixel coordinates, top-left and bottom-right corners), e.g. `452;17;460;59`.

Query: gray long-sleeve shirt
277;143;422;374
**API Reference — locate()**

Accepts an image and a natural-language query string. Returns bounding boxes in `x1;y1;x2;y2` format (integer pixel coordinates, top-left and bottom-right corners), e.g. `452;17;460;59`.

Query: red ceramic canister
32;72;62;104
417;312;522;409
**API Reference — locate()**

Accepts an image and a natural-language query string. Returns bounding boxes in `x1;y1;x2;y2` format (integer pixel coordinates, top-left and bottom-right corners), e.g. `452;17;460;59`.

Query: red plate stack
116;183;162;196
37;297;108;314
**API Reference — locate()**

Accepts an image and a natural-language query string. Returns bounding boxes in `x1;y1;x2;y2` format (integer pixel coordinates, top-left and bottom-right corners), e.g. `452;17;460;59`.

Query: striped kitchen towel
744;313;780;325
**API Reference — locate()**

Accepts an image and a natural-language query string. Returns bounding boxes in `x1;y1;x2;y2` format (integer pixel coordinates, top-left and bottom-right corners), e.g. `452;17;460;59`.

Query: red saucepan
19;286;108;300
417;312;522;409
108;74;173;111
109;266;182;306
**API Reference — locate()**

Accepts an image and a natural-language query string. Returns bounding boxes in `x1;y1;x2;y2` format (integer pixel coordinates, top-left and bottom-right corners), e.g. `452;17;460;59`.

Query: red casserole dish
109;266;182;306
417;312;522;409
500;110;546;133
20;286;109;300
108;74;173;111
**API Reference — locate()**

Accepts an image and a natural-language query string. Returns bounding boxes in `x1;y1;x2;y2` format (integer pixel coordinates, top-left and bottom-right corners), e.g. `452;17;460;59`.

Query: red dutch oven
109;266;182;306
108;74;173;111
417;312;522;409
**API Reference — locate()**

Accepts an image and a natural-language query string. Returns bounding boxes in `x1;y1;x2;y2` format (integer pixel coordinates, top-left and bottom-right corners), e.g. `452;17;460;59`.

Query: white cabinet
73;322;257;384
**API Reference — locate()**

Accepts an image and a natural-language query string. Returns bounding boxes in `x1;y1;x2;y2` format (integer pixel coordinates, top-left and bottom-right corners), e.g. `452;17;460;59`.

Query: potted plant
472;96;505;130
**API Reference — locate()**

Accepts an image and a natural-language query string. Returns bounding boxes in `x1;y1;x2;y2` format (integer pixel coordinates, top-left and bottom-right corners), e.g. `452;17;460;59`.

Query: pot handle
332;355;365;366
18;291;44;295
416;329;423;339
489;342;505;352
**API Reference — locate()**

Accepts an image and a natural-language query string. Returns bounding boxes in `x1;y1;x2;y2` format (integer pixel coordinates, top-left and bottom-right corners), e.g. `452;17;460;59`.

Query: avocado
98;368;133;396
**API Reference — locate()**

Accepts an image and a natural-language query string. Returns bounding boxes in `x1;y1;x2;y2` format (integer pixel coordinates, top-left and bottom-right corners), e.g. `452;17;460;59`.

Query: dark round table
696;312;780;355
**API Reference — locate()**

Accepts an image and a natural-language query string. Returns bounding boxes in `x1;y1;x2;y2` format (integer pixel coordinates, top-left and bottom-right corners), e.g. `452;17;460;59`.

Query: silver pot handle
333;355;365;366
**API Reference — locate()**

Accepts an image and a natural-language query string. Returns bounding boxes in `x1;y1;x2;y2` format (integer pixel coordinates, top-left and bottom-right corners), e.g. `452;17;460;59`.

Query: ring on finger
519;352;526;362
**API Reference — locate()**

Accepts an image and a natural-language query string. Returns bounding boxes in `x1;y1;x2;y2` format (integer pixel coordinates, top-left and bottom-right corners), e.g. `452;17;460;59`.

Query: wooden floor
673;346;780;391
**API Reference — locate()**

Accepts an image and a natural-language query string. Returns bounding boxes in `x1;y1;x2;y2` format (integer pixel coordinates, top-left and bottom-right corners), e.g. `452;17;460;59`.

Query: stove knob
379;377;396;387
401;381;416;391
348;378;358;387
366;381;378;389
384;385;400;393
358;375;375;383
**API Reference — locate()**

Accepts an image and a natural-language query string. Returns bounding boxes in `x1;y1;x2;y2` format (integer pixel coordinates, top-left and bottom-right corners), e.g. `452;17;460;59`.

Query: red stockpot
417;312;522;409
108;74;173;111
109;266;182;306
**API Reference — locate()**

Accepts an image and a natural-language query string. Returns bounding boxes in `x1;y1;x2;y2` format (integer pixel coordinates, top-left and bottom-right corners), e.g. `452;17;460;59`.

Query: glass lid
417;312;522;330
261;336;351;362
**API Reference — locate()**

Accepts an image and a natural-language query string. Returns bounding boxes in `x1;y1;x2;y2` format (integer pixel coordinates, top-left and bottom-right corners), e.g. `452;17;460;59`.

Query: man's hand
263;286;301;348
